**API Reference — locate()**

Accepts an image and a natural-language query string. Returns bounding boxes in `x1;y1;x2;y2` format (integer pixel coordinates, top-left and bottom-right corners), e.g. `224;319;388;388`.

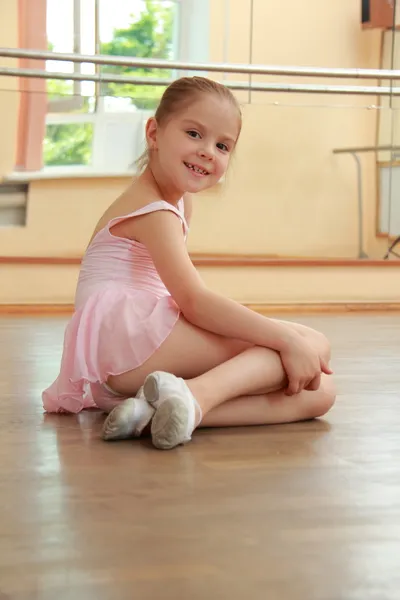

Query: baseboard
1;302;400;315
247;302;400;313
1;256;400;267
0;304;75;315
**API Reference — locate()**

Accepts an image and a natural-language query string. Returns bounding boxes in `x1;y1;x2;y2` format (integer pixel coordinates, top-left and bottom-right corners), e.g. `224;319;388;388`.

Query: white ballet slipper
143;371;202;450
101;387;155;441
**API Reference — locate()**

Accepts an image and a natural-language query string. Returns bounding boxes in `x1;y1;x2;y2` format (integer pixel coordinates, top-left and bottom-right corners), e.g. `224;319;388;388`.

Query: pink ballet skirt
42;199;188;413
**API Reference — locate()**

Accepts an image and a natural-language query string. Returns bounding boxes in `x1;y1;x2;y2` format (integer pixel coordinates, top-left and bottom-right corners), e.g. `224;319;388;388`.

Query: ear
145;117;158;150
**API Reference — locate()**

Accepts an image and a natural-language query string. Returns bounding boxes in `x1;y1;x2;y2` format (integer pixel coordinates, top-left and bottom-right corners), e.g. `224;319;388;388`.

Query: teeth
186;162;208;175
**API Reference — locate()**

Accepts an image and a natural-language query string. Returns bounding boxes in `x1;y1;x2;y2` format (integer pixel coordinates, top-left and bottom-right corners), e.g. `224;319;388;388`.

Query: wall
0;0;397;305
205;0;387;259
1;262;400;306
0;178;131;257
0;0;19;178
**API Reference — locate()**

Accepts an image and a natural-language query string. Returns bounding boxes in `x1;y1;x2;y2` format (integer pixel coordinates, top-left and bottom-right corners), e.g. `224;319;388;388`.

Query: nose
198;144;215;161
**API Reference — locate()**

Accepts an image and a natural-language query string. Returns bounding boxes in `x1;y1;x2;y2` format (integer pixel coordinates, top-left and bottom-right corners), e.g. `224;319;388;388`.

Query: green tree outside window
44;0;176;167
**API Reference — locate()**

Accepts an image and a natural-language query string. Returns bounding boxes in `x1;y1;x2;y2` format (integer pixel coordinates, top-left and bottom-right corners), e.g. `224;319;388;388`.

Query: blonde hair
135;76;242;173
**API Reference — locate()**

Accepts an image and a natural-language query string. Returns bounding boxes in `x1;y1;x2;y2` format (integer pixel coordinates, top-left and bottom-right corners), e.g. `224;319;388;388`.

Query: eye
187;130;201;139
217;142;229;152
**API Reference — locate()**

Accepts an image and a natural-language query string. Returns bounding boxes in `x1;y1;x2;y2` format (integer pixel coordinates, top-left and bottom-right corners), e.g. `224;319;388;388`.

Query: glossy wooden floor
1;313;400;599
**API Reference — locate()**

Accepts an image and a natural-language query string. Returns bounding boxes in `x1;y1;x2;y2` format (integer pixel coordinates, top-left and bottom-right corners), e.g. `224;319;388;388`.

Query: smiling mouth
184;162;210;176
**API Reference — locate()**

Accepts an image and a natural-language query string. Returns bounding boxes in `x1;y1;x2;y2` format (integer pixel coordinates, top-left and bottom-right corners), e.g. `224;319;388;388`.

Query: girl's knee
304;327;331;363
309;376;336;419
317;331;332;363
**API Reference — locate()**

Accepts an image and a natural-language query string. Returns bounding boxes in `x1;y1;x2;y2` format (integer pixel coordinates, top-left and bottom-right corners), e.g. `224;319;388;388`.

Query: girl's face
148;93;241;196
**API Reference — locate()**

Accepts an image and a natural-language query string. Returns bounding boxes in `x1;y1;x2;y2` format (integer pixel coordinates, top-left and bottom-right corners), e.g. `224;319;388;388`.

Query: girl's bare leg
145;343;335;448
103;316;335;446
199;376;336;428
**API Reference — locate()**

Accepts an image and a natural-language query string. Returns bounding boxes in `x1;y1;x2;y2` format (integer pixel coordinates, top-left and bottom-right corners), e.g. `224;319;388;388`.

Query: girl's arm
129;210;287;349
128;210;329;394
183;192;193;226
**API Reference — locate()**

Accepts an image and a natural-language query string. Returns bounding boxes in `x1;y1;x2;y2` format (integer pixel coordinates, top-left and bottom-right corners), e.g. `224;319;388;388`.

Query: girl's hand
280;332;333;396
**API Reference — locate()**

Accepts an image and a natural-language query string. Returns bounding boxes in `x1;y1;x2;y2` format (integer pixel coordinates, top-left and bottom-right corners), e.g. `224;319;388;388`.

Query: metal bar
0;67;171;86
333;145;400;154
350;153;368;259
94;0;101;111
333;145;400;260
3;46;400;80
384;236;400;258
3;66;400;96
222;0;230;81
389;0;398;110
248;0;254;104
334;149;369;258
73;0;81;97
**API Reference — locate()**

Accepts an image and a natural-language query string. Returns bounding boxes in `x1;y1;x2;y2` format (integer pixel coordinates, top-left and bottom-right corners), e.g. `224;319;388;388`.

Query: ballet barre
333;145;400;259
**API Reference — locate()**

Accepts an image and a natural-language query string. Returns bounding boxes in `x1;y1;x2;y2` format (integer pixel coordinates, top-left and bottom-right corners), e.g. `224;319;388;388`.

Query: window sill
4;168;135;183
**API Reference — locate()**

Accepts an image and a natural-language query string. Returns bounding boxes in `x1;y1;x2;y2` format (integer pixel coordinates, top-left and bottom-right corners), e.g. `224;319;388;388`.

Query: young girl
42;76;336;450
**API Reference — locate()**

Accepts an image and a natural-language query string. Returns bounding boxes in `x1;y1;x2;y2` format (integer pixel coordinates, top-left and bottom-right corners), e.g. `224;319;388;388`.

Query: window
43;0;210;174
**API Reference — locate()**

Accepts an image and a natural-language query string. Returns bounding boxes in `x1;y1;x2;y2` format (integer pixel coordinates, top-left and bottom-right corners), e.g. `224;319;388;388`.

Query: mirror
0;0;398;263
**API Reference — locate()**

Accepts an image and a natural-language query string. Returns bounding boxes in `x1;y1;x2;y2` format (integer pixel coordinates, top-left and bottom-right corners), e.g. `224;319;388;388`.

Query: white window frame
43;0;210;176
